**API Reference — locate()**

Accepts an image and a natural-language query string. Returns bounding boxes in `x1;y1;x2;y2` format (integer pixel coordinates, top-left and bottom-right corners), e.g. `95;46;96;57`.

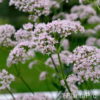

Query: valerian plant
0;0;100;100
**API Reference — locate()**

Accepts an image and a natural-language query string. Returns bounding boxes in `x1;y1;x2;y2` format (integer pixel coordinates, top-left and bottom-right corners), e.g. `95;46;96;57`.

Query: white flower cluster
83;24;100;36
65;65;100;96
0;23;34;47
34;20;84;37
0;69;15;90
14;94;52;100
9;0;50;14
0;0;3;3
45;50;72;68
86;37;100;47
62;45;100;97
71;5;96;20
33;23;47;35
65;13;78;21
15;23;33;44
94;25;100;32
9;0;57;22
7;41;36;67
15;29;32;43
33;32;56;54
0;24;16;47
52;13;78;21
23;23;33;31
71;45;100;83
84;29;96;36
7;22;59;66
31;20;84;54
88;15;100;24
47;20;84;37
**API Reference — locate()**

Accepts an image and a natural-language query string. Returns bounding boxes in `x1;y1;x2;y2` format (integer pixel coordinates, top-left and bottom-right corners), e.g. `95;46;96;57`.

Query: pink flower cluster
60;45;100;98
88;15;100;24
86;37;100;47
0;23;34;47
0;24;16;47
33;32;56;54
0;69;15;90
9;0;50;14
9;0;59;22
94;25;100;32
71;5;96;20
15;23;33;44
7;41;36;66
34;20;84;37
83;24;100;36
71;45;100;83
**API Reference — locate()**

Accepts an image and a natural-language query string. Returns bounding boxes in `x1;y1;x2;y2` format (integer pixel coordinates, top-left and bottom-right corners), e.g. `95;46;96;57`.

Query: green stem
19;75;34;95
57;53;76;100
6;88;15;100
50;55;59;73
14;65;34;95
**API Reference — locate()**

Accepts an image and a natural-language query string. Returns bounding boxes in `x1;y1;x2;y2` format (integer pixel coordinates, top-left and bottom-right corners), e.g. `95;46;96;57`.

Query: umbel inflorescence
33;20;84;37
71;45;100;83
0;24;16;47
9;0;51;14
7;19;84;67
9;0;59;21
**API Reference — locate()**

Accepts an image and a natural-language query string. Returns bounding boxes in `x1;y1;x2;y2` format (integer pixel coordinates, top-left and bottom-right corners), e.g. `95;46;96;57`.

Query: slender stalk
50;55;59;73
14;65;34;95
57;53;76;100
6;88;15;100
50;55;65;100
19;75;34;94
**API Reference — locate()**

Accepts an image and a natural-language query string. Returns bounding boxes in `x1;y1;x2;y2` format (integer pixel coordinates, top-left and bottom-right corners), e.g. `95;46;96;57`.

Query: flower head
34;20;84;37
23;23;33;31
9;0;51;22
70;45;100;82
0;69;15;90
7;41;36;67
0;24;16;47
47;20;84;37
71;5;96;20
34;32;56;54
